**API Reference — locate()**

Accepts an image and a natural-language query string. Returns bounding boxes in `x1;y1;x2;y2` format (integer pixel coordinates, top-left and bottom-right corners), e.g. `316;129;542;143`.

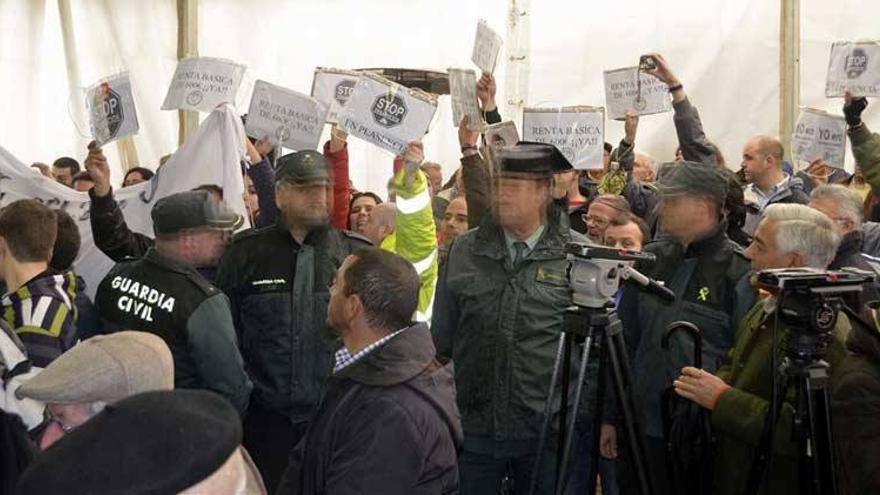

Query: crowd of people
1;52;880;495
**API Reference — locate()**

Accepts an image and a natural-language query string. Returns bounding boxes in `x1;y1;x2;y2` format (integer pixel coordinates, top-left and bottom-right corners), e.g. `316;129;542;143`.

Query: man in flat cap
16;389;266;495
600;161;756;494
16;330;174;449
216;149;370;491
432;141;587;493
94;191;252;416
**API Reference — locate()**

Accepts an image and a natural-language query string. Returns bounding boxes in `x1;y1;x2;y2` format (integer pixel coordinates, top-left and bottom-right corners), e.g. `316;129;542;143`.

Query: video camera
566;242;674;309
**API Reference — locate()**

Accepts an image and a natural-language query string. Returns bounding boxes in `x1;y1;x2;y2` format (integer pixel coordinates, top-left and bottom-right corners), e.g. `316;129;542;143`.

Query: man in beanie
600;160;755;494
278;248;461;493
16;389;266;495
16;330;174;449
94;191;252;415
216;149;370;491
432;142;587;493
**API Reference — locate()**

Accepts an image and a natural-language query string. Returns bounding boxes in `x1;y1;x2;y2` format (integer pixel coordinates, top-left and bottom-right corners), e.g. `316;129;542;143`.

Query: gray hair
810;184;864;229
634;153;659;173
763;204;841;269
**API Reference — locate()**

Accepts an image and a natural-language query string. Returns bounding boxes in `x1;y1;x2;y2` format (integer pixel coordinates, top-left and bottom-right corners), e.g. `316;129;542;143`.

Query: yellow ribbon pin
698;287;710;302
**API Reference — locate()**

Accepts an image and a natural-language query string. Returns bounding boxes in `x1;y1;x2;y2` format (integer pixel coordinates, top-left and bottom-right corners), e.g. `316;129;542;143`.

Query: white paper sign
337;74;438;155
448;68;482;131
85;72;139;146
471;19;503;74
603;67;672;120
482;121;520;168
161;57;246;113
826;41;880;97
245;80;328;151
791;108;847;169
522;107;605;170
311;68;359;124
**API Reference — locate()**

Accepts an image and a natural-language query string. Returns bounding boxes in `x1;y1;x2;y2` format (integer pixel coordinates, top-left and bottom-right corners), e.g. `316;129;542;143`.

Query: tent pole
779;0;800;161
503;0;531;127
177;0;199;146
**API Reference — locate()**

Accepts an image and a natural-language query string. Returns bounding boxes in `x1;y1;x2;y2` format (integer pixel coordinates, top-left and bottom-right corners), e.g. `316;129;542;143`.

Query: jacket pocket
675;301;734;372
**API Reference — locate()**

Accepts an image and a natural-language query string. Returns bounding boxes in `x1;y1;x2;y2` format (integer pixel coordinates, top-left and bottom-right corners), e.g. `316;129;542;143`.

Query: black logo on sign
186;90;204;107
334;80;356;106
101;86;124;138
371;94;408;128
846;48;869;79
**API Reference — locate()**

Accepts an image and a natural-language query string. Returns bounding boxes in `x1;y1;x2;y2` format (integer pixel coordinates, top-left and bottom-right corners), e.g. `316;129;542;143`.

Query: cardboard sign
603;67;672;120
311;68;360;124
471;19;503;74
826;41;880;97
448;68;482;131
245;80;328;151
337;73;438;155
85;72;139;146
791;108;847;169
161;57;246;113
482;120;520;168
522;106;605;170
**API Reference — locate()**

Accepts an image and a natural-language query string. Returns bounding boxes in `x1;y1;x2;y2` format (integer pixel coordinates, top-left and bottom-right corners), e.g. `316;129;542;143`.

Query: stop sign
371;93;408;128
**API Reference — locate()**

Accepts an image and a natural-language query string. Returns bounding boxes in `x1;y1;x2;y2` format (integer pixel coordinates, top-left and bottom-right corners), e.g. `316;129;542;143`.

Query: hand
673;366;731;410
599;424;618;459
624;110;639;145
244;136;265;164
476;73;497;112
254;136;274;158
844;91;868;128
644;53;680;87
85;141;111;197
31;163;51;178
459;115;479;150
402;141;424;187
329;125;348;153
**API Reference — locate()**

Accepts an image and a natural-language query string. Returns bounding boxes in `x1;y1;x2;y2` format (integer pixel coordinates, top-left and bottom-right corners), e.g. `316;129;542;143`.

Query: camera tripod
528;304;655;495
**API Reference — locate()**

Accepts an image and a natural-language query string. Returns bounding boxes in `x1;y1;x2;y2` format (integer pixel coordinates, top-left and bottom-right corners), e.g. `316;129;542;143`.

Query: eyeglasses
46;411;80;434
583;215;611;227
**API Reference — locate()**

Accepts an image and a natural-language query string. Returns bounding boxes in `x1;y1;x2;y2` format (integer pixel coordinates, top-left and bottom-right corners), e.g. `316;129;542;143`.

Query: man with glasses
584;194;631;245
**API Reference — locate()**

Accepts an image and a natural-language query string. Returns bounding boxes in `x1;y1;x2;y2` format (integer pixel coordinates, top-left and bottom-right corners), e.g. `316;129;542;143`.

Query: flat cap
151;190;242;235
655;161;728;205
276;150;331;185
497;141;573;177
16;390;243;495
16;331;174;405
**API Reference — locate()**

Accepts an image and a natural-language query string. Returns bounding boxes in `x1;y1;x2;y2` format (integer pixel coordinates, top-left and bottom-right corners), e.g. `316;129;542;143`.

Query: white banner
311;68;359;124
522;106;605;170
603;67;672;120
245;80;327;150
0;105;248;298
791;107;847;169
161;57;246;113
337;74;438;155
85;72;139;146
825;41;880;97
448;68;482;131
472;19;503;74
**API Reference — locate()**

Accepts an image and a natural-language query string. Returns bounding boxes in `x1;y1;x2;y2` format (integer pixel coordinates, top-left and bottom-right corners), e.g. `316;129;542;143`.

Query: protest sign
482;120;520;168
85;72;139;146
245;80;328;150
161;57;245;113
603;67;672;120
471;19;503;74
0;105;248;298
337;73;438;155
522;106;605;170
311;68;360;124
448;68;482;131
791;108;847;169
826;41;880;97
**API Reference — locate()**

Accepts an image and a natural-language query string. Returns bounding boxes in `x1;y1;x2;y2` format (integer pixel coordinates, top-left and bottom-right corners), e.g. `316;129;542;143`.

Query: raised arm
459;115;492;228
325;126;351;230
844;93;880;196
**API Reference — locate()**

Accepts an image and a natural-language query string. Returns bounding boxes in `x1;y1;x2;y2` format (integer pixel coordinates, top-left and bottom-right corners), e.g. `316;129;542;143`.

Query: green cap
655;161;728;205
275;150;330;185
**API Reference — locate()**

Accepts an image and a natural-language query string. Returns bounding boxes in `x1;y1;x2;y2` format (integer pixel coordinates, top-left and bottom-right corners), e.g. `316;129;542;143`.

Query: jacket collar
334;322;436;387
473;205;569;262
837;230;865;259
144;248;199;277
685;221;729;257
272;220;330;247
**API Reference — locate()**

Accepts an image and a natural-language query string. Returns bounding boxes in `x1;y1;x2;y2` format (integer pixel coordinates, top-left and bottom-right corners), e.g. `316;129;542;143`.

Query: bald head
742;135;786;190
360;202;396;245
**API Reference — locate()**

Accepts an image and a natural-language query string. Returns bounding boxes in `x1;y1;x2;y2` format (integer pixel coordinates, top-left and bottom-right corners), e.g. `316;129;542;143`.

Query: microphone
621;265;676;303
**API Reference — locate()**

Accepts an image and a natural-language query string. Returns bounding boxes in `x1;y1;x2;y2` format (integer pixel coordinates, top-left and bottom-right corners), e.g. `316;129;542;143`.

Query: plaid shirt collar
333;327;408;374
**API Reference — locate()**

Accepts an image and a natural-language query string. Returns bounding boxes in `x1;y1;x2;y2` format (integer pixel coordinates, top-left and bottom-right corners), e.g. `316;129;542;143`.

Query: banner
0;105;248;299
85;72;139;146
245;80;327;150
448;68;482;131
522;106;605;170
311;68;360;124
337;73;438;155
603;67;672;120
791;108;847;169
471;19;503;74
161;57;246;113
826;41;880;97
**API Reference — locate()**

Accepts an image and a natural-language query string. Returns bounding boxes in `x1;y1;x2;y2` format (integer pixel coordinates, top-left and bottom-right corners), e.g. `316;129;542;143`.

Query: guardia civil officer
95;190;252;415
215;150;370;492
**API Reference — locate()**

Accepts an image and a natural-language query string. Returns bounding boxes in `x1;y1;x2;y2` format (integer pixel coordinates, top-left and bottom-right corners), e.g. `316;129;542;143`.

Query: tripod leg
529;332;568;495
557;333;573;481
606;318;655;495
802;366;838;495
586;330;608;495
